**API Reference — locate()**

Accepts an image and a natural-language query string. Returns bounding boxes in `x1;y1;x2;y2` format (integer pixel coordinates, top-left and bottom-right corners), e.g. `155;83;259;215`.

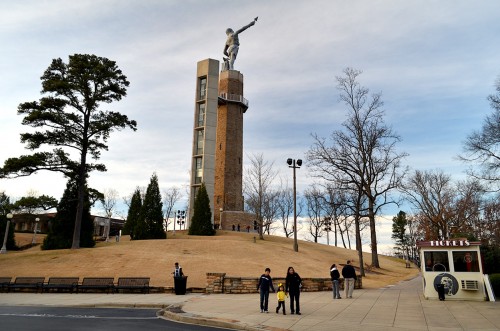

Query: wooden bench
9;277;45;293
43;277;79;293
115;277;150;294
78;277;115;294
0;277;12;292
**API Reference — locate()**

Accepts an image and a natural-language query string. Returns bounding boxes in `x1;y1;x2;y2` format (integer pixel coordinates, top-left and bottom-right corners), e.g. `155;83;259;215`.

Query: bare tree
483;195;500;246
402;170;455;240
100;188;118;218
460;77;500;191
308;68;407;269
304;186;325;243
276;185;295;238
163;186;182;230
322;184;351;247
244;153;278;240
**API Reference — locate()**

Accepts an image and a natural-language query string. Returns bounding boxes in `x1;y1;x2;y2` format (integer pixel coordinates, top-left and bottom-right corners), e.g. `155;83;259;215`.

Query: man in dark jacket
257;268;275;313
341;260;357;298
285;266;302;315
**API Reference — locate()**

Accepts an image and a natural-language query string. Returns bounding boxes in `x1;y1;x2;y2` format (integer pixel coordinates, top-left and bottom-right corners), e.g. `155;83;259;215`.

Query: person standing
285;266;302;315
330;264;341;299
341;260;357;299
172;262;186;295
275;283;287;315
172;262;183;278
257;267;275;313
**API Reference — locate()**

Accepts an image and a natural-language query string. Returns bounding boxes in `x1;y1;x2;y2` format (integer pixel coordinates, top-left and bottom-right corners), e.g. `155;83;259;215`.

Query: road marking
0;313;157;320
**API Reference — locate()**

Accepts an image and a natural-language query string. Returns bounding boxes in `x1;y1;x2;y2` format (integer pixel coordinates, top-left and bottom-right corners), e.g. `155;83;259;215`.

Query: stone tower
213;70;248;227
189;60;253;230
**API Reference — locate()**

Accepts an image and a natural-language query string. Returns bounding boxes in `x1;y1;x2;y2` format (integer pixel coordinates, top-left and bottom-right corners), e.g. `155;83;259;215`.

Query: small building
93;216;125;239
417;239;487;301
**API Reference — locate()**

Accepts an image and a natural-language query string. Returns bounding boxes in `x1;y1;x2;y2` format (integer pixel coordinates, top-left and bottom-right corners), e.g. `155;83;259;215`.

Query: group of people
258;261;358;315
257;260;357;315
257;267;302;315
330;260;357;299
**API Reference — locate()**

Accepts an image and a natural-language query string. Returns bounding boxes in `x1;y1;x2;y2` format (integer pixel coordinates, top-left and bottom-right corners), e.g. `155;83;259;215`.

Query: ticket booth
417;239;487;301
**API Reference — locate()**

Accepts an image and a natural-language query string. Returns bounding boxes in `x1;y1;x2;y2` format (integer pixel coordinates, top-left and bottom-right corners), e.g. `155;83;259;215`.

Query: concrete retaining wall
206;273;362;294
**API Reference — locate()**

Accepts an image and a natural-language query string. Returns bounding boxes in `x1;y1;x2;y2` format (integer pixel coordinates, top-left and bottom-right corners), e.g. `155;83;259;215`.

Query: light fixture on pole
1;213;13;254
32;217;40;245
287;158;302;252
176;210;186;230
323;216;332;246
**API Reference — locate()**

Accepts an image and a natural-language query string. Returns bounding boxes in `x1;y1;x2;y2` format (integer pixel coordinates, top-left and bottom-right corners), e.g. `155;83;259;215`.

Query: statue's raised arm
223;17;258;71
235;17;258;34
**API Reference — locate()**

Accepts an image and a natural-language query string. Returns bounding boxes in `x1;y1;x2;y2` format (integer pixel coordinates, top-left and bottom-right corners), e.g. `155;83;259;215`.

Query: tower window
199;77;207;99
195;157;203;184
197;103;205;127
196;129;204;155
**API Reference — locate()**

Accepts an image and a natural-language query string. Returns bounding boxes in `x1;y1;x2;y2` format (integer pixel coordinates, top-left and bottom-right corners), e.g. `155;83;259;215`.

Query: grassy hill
1;231;418;289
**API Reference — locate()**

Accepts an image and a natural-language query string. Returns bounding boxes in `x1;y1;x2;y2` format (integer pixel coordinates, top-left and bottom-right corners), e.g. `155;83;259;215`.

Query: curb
159;303;283;331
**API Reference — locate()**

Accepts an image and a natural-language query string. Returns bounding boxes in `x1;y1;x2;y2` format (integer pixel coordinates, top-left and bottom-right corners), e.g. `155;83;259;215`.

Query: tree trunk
71;170;86;249
368;199;380;268
355;215;365;277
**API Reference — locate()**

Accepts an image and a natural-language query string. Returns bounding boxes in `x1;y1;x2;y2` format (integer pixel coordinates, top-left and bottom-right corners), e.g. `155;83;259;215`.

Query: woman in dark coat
285;266;302;315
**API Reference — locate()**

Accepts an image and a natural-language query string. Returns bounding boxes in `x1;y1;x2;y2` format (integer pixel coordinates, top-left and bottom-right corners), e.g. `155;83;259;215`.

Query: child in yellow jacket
276;284;287;315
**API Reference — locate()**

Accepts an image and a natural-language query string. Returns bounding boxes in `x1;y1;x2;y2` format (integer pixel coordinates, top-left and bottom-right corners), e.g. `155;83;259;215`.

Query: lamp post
323;216;332;246
219;208;223;230
32;217;40;245
176;210;186;230
287;158;302;252
1;213;13;254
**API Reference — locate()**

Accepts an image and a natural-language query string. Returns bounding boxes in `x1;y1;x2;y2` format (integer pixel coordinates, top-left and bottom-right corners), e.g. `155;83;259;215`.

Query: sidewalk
1;276;499;331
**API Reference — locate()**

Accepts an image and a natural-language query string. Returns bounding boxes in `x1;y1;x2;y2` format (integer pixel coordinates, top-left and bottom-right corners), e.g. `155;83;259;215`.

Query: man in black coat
341;260;357;298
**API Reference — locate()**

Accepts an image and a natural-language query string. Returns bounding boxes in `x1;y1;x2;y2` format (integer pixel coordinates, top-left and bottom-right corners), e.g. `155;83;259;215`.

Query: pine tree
189;183;215;236
140;173;165;239
391;211;410;258
42;179;95;250
123;188;142;239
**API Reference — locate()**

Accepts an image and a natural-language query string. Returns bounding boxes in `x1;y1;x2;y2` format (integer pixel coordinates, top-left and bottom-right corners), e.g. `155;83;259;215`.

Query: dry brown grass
1;231;418;289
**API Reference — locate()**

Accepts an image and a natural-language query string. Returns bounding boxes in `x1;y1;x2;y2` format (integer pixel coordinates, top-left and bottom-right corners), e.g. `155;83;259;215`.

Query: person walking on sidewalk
257;267;275;313
285;266;302;315
275;283;287;315
330;263;341;299
342;260;357;298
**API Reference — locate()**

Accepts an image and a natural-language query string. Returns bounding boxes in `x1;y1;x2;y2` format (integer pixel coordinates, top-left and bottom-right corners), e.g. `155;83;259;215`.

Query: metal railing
219;93;248;107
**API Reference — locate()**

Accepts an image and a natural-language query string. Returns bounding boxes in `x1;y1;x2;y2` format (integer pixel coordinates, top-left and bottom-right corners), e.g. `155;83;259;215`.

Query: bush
489;274;500;298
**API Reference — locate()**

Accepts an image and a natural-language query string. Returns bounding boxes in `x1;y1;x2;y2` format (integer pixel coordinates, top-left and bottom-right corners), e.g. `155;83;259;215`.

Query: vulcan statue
223;17;258;71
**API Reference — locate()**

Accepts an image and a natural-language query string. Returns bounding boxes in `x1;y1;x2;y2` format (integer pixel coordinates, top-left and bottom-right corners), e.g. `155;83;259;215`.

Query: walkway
0;276;498;331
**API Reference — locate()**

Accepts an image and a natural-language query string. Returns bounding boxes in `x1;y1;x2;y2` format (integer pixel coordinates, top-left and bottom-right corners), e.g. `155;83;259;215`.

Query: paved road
0;306;228;331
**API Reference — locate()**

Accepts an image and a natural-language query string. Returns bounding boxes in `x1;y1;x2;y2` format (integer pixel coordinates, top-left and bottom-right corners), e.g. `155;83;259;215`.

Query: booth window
452;251;479;272
423;251;449;272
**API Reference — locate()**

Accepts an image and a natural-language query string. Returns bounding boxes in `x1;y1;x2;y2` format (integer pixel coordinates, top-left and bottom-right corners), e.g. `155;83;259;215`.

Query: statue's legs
228;46;239;70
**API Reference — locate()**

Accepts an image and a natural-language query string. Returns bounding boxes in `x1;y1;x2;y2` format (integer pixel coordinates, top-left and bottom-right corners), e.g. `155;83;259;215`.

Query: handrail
219;93;248;107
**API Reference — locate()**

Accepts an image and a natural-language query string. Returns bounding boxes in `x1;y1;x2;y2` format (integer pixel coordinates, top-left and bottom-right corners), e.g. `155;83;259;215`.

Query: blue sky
1;1;499;252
